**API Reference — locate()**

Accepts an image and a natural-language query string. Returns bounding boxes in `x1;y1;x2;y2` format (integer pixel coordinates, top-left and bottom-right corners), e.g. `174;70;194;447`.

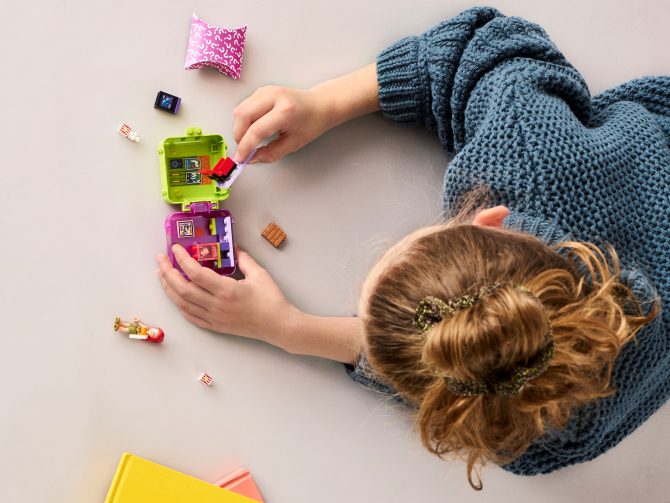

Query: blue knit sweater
346;7;670;476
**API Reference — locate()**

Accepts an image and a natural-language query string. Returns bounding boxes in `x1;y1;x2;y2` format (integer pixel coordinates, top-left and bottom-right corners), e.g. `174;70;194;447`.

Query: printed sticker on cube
186;172;201;185
169;158;184;169
184;158;200;170
177;220;195;238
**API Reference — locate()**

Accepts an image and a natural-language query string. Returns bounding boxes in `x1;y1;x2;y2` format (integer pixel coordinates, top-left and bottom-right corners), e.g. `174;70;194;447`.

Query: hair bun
420;283;552;395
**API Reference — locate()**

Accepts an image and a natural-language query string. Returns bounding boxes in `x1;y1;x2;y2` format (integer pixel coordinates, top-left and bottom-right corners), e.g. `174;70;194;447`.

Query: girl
157;7;669;489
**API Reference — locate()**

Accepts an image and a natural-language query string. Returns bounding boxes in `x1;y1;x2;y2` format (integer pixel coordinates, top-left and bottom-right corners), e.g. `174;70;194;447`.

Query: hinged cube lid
158;127;231;211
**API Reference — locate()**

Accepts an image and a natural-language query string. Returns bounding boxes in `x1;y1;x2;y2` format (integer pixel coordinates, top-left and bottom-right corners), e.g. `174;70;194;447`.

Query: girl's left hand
156;244;300;348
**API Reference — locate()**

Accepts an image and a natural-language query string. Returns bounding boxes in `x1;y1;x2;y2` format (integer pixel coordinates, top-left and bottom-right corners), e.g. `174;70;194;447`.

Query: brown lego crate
261;222;287;248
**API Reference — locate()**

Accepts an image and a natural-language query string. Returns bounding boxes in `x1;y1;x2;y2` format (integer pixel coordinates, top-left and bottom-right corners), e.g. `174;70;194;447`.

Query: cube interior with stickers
154;91;182;114
158;127;237;276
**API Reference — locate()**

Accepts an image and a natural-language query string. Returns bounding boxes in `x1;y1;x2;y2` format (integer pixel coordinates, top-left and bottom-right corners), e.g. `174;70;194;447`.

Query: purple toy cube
165;202;236;276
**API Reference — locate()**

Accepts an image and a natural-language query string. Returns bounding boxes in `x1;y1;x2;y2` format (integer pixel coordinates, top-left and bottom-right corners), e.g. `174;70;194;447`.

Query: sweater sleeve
591;76;670;142
376;7;574;153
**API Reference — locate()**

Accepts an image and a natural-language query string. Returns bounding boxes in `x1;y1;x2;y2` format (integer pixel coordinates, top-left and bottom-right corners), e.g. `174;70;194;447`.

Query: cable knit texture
347;7;670;476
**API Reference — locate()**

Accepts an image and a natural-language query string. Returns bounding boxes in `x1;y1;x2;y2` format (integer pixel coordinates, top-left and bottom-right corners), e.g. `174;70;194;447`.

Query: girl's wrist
305;86;340;135
311;63;379;129
273;310;363;364
271;304;306;352
311;81;348;128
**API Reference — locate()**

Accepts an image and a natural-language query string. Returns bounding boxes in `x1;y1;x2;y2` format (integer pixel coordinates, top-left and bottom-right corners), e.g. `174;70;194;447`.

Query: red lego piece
200;157;237;183
191;242;219;262
213;157;237;177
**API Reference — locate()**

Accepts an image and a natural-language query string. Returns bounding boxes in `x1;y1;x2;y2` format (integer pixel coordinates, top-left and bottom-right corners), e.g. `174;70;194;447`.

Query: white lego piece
118;123;141;143
198;372;214;386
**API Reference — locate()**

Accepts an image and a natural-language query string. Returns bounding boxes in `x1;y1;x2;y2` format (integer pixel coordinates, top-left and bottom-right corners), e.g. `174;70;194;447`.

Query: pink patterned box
185;14;246;79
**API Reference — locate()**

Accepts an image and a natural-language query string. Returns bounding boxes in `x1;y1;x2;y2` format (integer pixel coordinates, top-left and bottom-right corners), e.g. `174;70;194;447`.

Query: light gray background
0;1;668;502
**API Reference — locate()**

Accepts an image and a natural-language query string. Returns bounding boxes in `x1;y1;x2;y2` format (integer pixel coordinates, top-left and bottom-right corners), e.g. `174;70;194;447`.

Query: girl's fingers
234;109;284;163
158;272;212;322
182;311;212;330
235;250;265;278
157;253;215;307
171;245;234;295
250;135;297;164
233;91;276;144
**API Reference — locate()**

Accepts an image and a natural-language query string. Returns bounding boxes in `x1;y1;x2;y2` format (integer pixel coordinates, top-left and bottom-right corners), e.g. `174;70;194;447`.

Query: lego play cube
159;127;236;276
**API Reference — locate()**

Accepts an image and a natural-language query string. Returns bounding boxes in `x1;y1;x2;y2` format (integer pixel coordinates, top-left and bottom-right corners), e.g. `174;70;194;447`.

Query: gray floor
0;1;668;501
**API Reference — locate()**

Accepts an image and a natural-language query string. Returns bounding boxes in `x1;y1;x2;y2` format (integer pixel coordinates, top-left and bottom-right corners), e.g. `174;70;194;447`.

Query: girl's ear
472;205;510;228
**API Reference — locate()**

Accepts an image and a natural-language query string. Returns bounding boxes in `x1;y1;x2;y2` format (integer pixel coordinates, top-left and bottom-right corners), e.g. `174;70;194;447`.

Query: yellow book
105;453;257;503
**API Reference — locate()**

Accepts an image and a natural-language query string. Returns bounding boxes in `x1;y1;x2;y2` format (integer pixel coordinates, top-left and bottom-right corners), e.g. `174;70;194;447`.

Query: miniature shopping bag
185;13;247;79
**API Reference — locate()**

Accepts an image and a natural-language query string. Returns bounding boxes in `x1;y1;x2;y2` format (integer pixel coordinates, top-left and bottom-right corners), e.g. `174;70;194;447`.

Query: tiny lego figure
114;316;164;343
117;123;140;143
261;222;287;248
154;90;182;114
198;372;214;386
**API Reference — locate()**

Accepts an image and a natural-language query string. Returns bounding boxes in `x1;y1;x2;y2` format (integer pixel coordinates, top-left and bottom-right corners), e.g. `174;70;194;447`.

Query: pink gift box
185;13;246;79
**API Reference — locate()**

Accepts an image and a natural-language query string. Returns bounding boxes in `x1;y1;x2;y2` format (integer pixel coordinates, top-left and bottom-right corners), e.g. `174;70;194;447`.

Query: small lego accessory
219;148;256;189
261;222;287;248
216;157;237;177
185;14;247;79
191;242;220;263
200;156;237;183
114;316;165;343
201;149;256;189
117;123;140;143
198;372;214;386
154;91;182;114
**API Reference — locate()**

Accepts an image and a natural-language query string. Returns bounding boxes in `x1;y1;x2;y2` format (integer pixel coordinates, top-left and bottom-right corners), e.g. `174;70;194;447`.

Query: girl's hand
232;63;380;164
156;245;300;349
233;86;334;164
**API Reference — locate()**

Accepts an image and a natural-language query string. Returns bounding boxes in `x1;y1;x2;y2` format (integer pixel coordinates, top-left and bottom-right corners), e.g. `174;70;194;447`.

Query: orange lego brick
261;223;286;248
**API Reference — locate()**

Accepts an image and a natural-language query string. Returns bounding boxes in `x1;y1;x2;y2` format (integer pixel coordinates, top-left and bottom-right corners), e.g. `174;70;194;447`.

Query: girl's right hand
232;85;335;164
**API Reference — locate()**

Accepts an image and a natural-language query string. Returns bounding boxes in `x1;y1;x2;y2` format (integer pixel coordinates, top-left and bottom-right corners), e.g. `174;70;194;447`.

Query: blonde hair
361;221;658;490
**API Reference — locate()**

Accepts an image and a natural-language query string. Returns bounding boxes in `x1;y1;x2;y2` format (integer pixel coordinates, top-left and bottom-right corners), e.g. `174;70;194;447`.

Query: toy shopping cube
159;127;236;276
